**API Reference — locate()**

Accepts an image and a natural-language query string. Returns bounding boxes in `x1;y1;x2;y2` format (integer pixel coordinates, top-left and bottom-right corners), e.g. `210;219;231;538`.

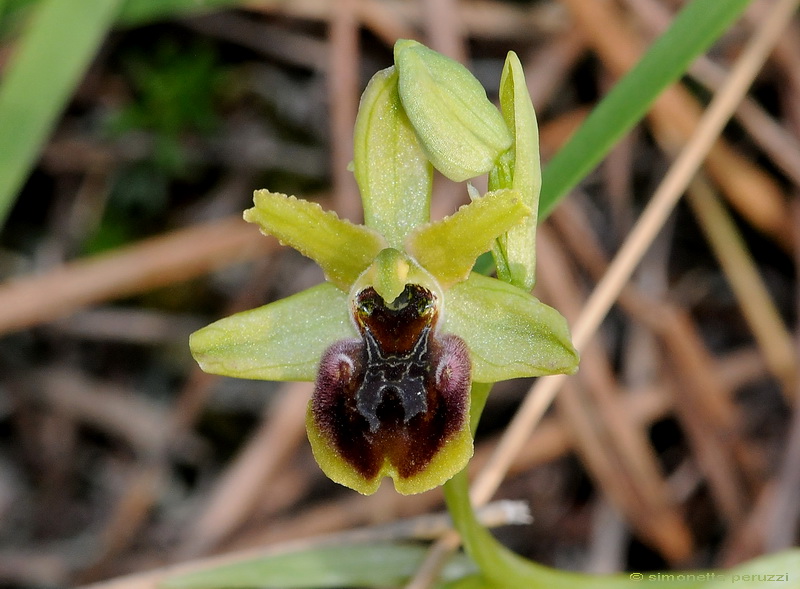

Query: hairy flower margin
189;40;579;495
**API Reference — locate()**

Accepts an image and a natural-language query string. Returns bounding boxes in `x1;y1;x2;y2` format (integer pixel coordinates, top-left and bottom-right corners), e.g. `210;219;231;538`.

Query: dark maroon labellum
311;284;471;481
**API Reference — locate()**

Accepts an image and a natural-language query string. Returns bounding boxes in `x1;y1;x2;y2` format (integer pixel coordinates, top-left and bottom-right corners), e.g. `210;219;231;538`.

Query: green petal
189;283;356;381
489;51;541;291
353;66;432;248
406;189;530;287
394;39;512;182
442;273;579;382
244;190;386;290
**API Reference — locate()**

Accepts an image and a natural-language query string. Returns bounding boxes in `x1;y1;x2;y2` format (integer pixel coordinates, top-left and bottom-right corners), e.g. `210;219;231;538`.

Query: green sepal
244;190;386;291
443;273;579;382
406;189;530;287
189;283;356;381
353;66;432;248
394;39;512;182
489;51;541;291
307;403;473;496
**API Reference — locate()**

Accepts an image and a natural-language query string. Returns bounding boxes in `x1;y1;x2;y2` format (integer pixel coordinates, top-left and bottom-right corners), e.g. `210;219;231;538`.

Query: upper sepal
353;66;432;247
443;273;579;382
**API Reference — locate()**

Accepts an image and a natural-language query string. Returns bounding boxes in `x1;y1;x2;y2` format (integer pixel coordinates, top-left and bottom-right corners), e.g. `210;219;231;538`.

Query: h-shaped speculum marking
356;326;430;432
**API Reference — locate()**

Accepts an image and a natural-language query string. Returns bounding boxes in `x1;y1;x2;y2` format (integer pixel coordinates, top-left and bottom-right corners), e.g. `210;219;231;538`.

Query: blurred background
0;0;798;587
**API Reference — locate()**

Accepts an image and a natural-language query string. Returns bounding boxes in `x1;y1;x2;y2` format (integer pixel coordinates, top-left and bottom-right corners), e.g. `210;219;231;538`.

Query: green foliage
0;0;255;28
0;0;122;228
444;467;800;589
162;542;476;588
0;0;238;233
0;0;35;38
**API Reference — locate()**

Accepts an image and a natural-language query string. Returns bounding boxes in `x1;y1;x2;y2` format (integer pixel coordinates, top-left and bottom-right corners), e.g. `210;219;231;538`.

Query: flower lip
308;279;473;494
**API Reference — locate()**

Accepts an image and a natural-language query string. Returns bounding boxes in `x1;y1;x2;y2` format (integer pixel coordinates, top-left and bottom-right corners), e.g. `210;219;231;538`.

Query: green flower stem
444;467;696;589
445;381;589;588
438;3;762;584
444;383;734;588
445;469;560;589
468;382;492;433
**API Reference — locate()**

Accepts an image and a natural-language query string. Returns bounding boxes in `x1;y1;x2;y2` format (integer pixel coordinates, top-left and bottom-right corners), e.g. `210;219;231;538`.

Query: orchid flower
189;40;578;495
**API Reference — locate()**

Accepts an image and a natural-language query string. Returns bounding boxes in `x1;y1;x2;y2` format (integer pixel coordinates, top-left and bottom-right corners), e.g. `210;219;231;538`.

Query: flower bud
394;39;512;182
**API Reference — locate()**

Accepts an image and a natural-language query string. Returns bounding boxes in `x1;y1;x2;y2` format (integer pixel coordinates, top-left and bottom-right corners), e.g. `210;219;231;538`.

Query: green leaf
406;189;530;287
394;39;512;182
0;0;122;229
539;0;751;219
189;283;356;381
443;273;579;382
353;66;432;248
489;51;541;291
244;190;386;291
162;542;477;589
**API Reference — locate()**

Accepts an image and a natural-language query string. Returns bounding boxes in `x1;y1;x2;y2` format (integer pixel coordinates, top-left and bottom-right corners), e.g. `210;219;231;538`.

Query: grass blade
0;0;122;228
539;0;752;218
